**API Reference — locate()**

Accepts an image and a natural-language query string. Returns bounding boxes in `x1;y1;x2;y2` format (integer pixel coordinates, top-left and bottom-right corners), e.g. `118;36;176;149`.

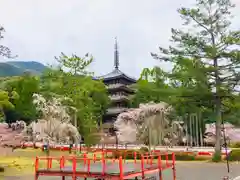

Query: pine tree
151;0;240;159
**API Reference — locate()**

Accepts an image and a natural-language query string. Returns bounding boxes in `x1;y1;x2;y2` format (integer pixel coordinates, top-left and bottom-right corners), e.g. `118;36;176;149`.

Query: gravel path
4;162;240;180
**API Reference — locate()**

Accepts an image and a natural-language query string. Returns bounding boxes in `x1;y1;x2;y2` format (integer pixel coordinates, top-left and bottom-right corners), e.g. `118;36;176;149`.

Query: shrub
139;147;149;153
110;150;148;159
108;150;216;161
176;153;195;161
229;142;240;148
125;150;140;159
110;150;197;161
194;155;211;161
227;149;240;161
110;150;125;159
161;152;195;161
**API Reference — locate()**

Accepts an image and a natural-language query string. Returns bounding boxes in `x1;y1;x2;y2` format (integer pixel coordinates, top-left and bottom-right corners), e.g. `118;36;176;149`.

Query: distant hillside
0;61;47;77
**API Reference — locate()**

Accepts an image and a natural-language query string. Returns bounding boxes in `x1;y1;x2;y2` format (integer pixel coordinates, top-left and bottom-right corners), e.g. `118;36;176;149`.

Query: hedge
229;142;240;148
107;150;210;161
227;149;240;161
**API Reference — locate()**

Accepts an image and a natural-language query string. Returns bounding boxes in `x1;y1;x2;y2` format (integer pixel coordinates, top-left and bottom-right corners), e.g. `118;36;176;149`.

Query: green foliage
40;54;109;139
109;150;209;161
0;112;4;122
0;90;14;110
3;73;40;124
55;52;93;75
221;96;240;126
40;67;65;97
229;142;240;148
110;150;142;159
139;147;149;153
83;133;100;147
0;89;16;123
227;149;240;161
131;67;174;108
149;0;239;153
161;153;195;161
0;26;44;124
0;52;109;133
41;68;109;134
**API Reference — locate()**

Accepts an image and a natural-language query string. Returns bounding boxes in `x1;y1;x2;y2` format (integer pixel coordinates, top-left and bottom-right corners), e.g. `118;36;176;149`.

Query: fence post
150;154;153;165
158;154;163;180
119;156;123;180
34;157;39;180
141;155;145;179
146;152;149;164
172;153;176;180
83;153;87;166
61;156;66;180
48;157;52;169
47;157;51;169
60;156;65;169
93;153;96;163
134;151;137;164
165;152;169;167
72;156;77;180
102;151;106;175
87;159;91;173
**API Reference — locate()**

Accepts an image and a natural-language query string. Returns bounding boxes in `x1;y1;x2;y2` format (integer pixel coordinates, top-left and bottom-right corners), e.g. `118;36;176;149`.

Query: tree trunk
215;96;222;154
196;114;199;147
189;115;193;147
213;57;222;155
211;29;222;156
199;112;203;147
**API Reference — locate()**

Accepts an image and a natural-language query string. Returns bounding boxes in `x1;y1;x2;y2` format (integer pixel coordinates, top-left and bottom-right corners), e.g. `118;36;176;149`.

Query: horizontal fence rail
35;150;176;180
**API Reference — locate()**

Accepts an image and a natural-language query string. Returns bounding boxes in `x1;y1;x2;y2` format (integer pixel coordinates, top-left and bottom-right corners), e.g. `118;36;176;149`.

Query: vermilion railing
35;150;176;180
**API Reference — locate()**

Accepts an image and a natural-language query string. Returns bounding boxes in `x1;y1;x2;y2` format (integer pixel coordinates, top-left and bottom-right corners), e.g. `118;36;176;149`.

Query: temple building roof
95;37;136;83
107;83;135;93
98;69;136;82
106;107;127;115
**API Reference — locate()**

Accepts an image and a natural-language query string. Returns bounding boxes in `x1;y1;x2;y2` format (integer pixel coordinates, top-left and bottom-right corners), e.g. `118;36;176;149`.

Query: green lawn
0;148;72;176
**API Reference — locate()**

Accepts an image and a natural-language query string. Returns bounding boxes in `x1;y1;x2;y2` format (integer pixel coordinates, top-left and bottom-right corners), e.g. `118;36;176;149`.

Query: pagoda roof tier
109;95;130;102
107;83;135;93
97;69;136;83
106;107;127;115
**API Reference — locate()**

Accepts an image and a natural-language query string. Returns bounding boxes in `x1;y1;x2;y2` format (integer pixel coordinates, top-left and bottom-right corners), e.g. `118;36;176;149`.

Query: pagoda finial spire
114;37;119;69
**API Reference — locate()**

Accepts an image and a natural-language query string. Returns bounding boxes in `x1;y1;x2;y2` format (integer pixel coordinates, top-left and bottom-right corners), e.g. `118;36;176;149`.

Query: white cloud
0;0;239;78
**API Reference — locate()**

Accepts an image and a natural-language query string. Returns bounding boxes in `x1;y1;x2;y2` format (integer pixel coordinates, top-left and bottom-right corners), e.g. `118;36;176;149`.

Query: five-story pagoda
99;38;136;125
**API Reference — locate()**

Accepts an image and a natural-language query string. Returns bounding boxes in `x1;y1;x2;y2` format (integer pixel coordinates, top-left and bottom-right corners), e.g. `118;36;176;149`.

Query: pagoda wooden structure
97;38;136;127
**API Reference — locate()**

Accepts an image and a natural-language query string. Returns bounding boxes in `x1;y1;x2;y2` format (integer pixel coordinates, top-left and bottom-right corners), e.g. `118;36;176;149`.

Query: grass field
0;147;107;179
0;148;76;178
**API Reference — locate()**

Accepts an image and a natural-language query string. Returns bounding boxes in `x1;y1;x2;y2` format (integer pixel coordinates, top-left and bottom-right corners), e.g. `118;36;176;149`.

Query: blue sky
0;0;239;78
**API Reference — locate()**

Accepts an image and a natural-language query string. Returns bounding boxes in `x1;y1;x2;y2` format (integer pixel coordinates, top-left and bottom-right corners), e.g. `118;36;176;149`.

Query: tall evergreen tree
151;0;240;159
